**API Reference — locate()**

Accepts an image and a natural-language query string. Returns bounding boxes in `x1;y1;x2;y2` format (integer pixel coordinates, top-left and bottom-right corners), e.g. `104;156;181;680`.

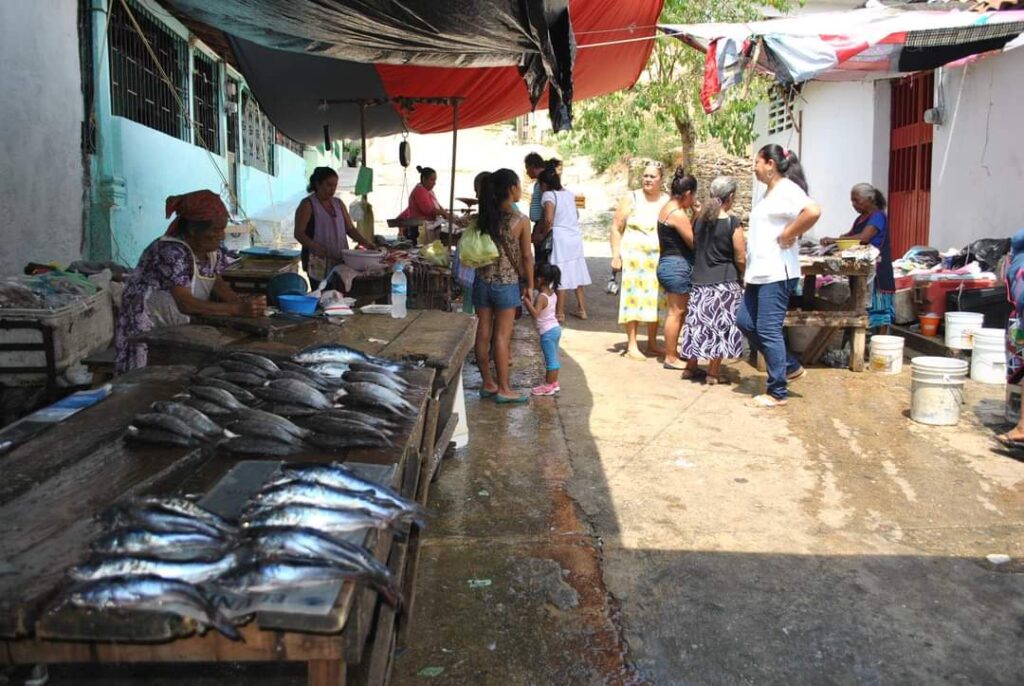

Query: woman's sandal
704;375;720;386
994;433;1024;450
663;360;688;371
749;394;787;408
570;310;589;320
681;368;706;380
495;392;529;405
625;350;647;362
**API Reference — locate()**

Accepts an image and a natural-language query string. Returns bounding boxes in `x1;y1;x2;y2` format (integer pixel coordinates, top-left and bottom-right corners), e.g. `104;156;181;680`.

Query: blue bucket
277;294;319;315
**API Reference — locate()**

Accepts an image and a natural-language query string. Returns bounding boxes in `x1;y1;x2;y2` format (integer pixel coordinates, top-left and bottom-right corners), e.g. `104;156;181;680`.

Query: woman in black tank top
655;168;698;371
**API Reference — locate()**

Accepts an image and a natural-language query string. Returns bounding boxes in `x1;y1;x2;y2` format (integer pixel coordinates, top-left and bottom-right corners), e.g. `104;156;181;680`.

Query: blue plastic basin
277;294;319;315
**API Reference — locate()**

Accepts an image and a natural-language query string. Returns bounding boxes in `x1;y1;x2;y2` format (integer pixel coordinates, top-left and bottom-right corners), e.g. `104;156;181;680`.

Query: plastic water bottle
390;262;408;319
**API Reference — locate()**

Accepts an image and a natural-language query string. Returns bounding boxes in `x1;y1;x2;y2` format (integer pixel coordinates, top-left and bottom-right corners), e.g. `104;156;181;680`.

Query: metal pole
447;100;459;250
360;103;368;168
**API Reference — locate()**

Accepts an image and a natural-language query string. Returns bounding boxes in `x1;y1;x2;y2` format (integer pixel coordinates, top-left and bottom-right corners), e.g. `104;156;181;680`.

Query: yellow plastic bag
421;240;451;268
458;219;499;268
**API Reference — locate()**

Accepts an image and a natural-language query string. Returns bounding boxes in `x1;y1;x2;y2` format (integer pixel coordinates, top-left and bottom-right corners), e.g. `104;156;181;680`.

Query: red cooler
914;277;997;319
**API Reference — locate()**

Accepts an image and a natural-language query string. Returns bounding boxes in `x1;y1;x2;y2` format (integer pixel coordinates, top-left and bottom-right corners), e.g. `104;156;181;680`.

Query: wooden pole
360;103;368;168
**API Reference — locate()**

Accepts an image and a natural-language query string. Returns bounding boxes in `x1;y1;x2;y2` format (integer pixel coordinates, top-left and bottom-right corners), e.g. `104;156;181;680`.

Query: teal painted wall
107;116;307;266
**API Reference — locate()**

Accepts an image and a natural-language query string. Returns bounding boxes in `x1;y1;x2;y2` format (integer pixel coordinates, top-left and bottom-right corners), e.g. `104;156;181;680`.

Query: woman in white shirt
737;144;821;407
539;164;591;321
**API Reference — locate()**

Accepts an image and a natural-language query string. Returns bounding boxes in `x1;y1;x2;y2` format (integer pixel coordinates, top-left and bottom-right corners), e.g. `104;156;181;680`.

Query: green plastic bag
354;166;373;195
421;240;451;268
458;219;499;268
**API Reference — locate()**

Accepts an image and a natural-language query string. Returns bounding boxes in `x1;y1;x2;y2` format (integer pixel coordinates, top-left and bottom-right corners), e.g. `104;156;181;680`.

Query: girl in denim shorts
521;264;562;396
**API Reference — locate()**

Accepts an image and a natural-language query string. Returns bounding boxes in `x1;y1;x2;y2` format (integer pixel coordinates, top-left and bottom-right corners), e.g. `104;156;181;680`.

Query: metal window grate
109;0;188;141
766;87;793;136
242;91;275;175
226;79;239;154
192;51;220;154
277;130;306;159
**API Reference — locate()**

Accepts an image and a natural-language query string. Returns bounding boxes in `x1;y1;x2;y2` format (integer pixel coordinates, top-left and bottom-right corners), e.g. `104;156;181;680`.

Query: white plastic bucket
945;312;984;350
910;356;969;426
869;335;905;374
1007;384;1021;424
970;328;1006;384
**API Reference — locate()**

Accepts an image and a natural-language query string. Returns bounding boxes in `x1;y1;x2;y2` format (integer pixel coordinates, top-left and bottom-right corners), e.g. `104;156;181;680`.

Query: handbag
459;218;500;268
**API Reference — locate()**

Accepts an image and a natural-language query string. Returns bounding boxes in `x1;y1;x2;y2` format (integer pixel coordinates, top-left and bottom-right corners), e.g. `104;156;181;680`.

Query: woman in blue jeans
473;169;535;404
738;144;821;407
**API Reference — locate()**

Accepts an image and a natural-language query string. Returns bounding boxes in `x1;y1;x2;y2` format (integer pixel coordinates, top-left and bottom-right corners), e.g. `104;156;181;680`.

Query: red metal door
888;72;934;258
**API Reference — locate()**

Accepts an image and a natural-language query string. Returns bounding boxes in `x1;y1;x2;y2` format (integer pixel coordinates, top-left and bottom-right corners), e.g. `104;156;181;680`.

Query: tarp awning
169;0;663;143
660;7;1024;88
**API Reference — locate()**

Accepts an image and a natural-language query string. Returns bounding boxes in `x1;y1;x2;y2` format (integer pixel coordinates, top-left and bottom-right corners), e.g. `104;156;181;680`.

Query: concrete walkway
394;252;1024;685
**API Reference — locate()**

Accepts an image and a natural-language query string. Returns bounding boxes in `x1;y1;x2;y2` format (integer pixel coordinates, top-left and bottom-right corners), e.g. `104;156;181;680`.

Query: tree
560;0;791;171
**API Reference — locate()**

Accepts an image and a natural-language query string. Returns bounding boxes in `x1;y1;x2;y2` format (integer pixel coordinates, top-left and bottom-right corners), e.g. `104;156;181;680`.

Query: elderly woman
656;167;698;370
294;166;373;290
397;165;466;243
681;176;746;384
114;190;265;373
738;144;821;407
821;183;894;330
539;162;590;321
611;161;670;361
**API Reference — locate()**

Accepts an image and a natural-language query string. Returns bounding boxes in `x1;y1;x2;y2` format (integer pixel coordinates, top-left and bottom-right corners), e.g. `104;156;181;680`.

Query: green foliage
558;0;791;172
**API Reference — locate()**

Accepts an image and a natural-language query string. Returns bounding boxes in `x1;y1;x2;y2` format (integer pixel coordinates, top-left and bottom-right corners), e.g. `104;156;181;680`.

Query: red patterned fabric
164;190;229;236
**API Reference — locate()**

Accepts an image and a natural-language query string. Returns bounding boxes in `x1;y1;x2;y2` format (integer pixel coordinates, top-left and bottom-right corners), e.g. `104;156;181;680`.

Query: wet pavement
393;250;1024;685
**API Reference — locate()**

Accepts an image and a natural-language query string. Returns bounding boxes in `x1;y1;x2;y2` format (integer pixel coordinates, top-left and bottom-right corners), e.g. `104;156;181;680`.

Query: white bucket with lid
970;328;1005;384
910;356;969;426
945;311;984;350
869;335;905;374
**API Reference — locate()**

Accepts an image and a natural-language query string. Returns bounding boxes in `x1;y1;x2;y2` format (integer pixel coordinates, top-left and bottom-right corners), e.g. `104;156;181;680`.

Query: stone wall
681;141;754;225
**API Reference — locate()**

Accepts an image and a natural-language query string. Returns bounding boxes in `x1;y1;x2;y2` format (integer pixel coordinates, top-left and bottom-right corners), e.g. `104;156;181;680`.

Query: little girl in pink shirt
521;264;562;396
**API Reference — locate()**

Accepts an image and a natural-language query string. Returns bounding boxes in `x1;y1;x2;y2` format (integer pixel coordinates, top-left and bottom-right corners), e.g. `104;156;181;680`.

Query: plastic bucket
919;313;940;337
1006;384;1021;424
910;356;969;426
945;311;984;350
869;335;905;374
970;328;1006;384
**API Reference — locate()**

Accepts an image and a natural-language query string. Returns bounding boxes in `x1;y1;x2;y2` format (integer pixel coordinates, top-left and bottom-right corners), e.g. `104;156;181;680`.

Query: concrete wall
754;80;890;239
0;0;84;273
930;49;1024;250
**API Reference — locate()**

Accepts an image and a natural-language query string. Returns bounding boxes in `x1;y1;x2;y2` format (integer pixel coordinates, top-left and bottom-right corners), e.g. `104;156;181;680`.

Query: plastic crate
0;290;113;386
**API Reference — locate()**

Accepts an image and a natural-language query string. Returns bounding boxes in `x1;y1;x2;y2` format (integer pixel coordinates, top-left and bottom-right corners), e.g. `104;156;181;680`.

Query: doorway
888;71;934;258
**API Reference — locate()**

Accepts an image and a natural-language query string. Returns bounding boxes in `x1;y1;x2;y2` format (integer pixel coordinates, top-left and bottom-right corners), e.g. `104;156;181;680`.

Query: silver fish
280;360;330;379
213;371;267;388
253;482;415;525
349;361;409;384
342;370;408;395
263;404;320;417
104;505;228;539
126;426;199;448
227;351;280;373
133;497;237;535
132;412;203;439
216;558;393;602
306;432;390;453
188;377;256;404
62;575;240;640
293;344;372;366
324;408;399;431
150;401;224;437
275;463;423;516
182;397;232;416
245;526;391;580
225;420;306;446
233;409;310;438
220;436;303;457
300;415;391;442
241;504;395;535
70;550;241;585
254;379;331;410
269;370;333;390
338;383;413;415
91;528;229;560
306;362;351;379
191;385;247;411
219;359;269;377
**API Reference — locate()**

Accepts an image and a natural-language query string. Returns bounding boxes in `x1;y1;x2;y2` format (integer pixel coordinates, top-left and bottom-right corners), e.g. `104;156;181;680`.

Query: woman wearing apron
114;190;266;373
294;167;374;290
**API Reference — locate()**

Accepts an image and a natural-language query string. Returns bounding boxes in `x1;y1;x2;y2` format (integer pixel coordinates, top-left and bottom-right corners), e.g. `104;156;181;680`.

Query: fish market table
0;360;437;685
748;256;872;372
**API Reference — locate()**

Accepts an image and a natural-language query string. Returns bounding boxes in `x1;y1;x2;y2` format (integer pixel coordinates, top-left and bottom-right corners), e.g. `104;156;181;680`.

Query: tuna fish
190;385;247;411
254;379;331;410
150;401;224;437
341;370;408;395
232;409;310;438
300;415;391;443
219;359;269;377
213;371;268;388
224;420;307;446
220;436;303;457
126;426;199;448
227;351;280;373
337;382;414;415
131;412;204;440
188;378;256;404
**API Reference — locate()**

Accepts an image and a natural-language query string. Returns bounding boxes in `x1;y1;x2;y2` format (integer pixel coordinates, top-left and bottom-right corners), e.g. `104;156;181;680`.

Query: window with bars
766;88;794;136
192;51;220;154
242;91;275;175
277;131;306;159
226;79;239;155
108;0;188;141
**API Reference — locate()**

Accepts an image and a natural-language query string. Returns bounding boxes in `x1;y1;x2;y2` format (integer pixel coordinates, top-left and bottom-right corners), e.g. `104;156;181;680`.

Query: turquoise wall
108;117;307;266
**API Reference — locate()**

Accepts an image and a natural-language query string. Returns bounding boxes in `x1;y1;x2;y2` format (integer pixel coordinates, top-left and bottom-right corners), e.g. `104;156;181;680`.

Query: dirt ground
392;248;1024;685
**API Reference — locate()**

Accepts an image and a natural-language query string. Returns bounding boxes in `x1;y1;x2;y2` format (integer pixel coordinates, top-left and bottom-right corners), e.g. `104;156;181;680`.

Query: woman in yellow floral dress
610;162;670;360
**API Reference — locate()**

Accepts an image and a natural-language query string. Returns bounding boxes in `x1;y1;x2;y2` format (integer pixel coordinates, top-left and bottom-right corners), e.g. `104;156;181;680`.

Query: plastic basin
277;294;319;315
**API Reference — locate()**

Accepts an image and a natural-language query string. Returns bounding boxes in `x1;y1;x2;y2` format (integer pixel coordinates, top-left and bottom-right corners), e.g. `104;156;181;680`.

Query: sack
459;219;499;268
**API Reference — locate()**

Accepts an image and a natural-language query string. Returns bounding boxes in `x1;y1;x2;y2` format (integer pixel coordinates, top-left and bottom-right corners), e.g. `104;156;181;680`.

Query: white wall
930;49;1024;251
0;0;84;273
754;80;890;238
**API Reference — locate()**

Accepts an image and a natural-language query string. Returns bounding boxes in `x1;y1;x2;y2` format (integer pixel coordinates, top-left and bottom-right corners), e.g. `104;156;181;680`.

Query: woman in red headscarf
114;190;265;373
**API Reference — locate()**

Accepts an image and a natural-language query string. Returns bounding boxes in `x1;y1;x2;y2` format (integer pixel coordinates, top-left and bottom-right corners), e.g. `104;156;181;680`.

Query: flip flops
994;434;1024;450
495;392;529;404
479;389;498;399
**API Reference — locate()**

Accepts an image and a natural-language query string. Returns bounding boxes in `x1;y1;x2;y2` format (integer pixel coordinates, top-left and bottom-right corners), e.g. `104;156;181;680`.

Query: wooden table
749;256;872;372
0;359;438;685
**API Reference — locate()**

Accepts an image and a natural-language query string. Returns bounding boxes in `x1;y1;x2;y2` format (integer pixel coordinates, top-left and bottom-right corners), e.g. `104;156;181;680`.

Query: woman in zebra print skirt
680;176;747;385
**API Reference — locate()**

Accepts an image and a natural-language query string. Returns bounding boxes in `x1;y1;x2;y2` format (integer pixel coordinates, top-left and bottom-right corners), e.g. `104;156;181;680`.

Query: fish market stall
0;347;439;685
